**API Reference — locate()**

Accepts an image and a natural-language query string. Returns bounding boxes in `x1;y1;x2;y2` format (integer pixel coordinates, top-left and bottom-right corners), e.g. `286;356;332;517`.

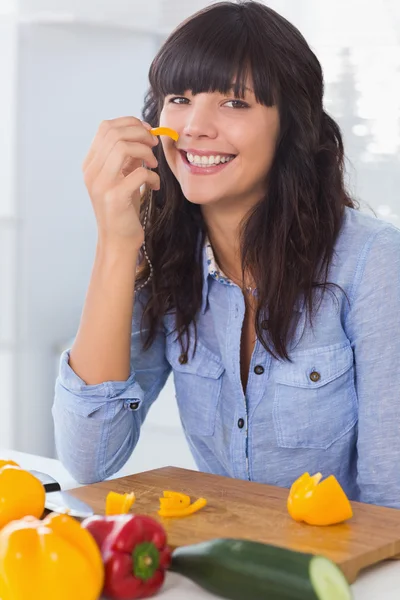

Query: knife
29;470;94;519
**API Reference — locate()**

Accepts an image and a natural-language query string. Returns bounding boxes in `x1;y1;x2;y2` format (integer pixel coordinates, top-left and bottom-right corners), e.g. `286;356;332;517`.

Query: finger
100;141;158;182
85;125;158;182
82;116;147;172
116;166;160;198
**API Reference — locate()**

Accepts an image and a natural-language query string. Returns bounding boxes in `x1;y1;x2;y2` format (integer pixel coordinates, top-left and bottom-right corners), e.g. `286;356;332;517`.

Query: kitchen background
0;0;399;473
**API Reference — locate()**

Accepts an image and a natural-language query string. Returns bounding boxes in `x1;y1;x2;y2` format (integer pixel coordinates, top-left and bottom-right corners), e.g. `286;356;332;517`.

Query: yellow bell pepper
0;513;104;600
105;490;135;515
158;490;207;517
150;127;179;141
0;460;46;528
287;472;353;526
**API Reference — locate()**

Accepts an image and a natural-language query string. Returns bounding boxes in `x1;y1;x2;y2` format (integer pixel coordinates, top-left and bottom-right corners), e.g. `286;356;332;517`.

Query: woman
53;1;400;508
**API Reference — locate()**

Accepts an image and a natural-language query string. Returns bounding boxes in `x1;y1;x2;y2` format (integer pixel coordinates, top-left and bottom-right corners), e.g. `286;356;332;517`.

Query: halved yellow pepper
0;513;104;600
158;491;207;517
287;472;353;526
105;491;135;515
0;460;46;528
150;127;179;141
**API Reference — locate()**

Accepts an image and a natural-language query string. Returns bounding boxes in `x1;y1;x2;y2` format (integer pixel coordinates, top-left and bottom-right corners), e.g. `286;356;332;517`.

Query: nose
182;99;218;140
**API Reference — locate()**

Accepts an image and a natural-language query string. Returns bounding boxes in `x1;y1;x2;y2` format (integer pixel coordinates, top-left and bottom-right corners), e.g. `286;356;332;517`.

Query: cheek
243;140;275;179
159;105;180;130
161;141;179;176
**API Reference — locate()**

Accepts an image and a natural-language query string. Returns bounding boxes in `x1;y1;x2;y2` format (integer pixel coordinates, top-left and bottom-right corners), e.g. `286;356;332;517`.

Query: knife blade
29;470;94;519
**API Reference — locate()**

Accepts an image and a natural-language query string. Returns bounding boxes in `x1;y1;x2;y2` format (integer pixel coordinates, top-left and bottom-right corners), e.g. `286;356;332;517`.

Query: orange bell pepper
287;472;353;526
150;127;179;141
158;491;207;517
105;491;135;515
0;460;46;528
0;513;104;600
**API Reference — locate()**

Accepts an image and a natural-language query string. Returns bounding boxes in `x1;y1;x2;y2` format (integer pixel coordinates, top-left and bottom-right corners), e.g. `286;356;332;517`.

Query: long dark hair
137;0;357;361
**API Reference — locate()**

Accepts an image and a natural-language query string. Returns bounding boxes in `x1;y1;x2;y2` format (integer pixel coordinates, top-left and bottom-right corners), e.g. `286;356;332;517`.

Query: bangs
149;3;278;106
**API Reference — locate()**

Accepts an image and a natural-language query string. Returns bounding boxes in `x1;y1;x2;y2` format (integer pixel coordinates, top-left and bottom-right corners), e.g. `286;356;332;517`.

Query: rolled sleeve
53;297;171;484
57;349;145;415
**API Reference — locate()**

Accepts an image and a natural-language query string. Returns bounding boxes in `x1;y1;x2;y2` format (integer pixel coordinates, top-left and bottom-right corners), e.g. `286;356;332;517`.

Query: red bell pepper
81;514;171;599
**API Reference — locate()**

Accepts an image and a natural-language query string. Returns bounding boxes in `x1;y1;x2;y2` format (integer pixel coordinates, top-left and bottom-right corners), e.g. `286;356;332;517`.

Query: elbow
54;441;106;485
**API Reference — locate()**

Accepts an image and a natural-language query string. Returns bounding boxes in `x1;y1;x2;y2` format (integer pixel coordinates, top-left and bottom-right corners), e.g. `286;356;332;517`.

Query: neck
201;202;252;286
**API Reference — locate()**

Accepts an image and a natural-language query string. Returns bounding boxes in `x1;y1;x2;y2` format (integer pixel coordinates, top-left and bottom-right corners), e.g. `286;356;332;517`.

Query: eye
224;99;250;109
168;96;189;105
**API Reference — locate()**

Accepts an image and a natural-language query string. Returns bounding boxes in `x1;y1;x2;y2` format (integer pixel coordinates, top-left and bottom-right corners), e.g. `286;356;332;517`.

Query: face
159;80;280;212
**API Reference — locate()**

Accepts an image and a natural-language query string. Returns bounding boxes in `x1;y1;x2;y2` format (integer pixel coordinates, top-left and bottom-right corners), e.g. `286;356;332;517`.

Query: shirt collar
200;236;305;314
201;236;235;314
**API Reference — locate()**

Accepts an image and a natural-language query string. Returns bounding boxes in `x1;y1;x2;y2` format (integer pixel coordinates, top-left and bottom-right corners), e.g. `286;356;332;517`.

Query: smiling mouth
179;150;237;168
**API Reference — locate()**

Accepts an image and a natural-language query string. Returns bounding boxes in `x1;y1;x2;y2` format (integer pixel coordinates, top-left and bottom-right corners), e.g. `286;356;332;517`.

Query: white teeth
186;152;235;167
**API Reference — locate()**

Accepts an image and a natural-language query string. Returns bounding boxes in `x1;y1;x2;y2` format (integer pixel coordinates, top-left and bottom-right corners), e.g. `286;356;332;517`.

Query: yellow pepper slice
159;490;191;509
158;497;207;518
0;513;104;600
0;461;46;528
150;127;179;141
105;491;135;515
287;472;353;526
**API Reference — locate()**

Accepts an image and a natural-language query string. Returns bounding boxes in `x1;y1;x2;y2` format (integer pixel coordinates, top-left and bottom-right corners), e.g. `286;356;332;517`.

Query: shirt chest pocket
273;342;358;450
165;338;225;436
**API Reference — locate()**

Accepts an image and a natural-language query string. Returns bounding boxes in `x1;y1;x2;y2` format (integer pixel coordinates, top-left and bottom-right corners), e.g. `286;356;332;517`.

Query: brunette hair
137;0;356;360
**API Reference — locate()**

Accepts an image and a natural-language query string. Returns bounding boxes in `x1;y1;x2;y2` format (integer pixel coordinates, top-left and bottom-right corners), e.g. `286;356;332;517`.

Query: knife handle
29;470;61;493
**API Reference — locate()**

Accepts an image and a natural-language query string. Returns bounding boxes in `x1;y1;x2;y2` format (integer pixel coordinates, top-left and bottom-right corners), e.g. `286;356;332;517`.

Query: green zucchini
169;538;353;600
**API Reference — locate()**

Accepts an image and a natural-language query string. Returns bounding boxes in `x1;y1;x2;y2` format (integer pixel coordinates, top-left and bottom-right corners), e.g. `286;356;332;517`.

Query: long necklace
218;262;257;296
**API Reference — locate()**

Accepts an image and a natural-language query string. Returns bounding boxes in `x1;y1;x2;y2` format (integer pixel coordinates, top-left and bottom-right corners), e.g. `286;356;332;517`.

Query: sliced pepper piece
150;127;179;141
158;497;207;518
287;472;353;526
105;491;135;516
159;491;191;510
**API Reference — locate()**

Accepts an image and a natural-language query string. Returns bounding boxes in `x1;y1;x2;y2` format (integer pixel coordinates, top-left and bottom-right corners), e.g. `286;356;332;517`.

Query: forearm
69;240;140;384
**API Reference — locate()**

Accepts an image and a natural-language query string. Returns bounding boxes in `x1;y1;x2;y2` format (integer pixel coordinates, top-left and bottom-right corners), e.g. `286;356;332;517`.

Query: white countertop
1;449;399;599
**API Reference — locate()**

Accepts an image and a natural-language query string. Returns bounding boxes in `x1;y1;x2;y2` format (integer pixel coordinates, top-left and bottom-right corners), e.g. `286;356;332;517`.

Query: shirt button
261;320;268;330
178;353;188;365
129;401;140;410
309;371;321;382
254;365;264;375
237;418;245;429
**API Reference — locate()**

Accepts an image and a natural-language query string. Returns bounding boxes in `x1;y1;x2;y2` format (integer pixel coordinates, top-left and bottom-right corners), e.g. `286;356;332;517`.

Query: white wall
0;12;18;448
12;21;160;456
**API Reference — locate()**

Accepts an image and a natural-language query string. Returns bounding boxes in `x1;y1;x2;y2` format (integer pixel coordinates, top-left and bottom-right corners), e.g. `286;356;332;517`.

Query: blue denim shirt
53;207;400;508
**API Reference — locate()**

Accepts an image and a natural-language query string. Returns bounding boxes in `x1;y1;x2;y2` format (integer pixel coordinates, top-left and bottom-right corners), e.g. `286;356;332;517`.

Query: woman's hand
82;116;160;249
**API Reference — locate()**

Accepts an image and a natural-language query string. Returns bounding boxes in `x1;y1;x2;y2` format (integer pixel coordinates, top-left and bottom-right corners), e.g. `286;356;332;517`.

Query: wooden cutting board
69;466;400;584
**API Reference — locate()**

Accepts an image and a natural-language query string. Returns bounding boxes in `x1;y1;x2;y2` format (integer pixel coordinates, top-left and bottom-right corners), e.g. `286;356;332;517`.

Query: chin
182;191;221;205
177;182;218;205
